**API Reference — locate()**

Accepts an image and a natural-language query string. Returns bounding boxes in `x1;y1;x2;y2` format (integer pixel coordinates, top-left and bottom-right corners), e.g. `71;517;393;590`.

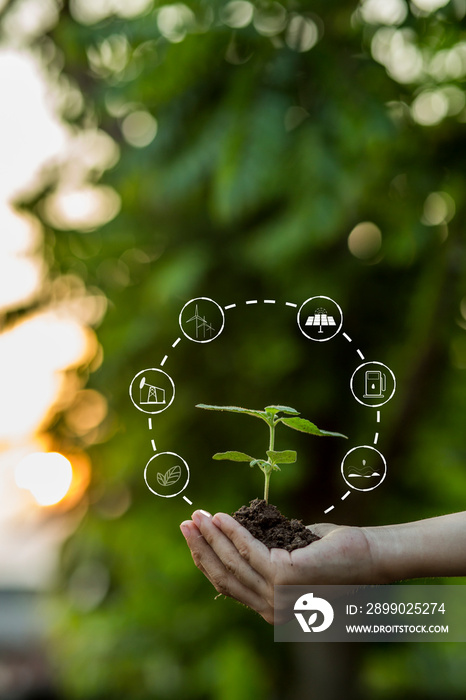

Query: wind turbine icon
185;304;215;339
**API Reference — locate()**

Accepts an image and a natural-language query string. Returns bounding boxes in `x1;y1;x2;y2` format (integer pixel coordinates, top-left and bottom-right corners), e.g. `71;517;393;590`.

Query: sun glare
15;452;73;506
0;311;96;441
0;49;68;201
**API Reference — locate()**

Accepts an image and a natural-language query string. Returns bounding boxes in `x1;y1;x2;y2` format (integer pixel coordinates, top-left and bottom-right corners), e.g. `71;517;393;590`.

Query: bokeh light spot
122;110;158;148
286;14;319;52
348;222;383;260
253;2;287;37
360;0;408;26
411;0;449;12
422;191;455;226
371;28;423;83
411;90;449;125
42;185;121;231
15;452;73;506
70;0;153;25
65;390;108;436
157;4;195;43
220;0;253;28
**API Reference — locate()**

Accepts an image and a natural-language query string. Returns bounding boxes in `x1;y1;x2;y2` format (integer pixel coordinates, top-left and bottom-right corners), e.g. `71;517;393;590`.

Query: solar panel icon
305;308;336;334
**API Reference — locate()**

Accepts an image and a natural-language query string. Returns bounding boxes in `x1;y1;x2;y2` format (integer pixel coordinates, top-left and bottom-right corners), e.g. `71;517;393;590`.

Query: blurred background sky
0;0;466;698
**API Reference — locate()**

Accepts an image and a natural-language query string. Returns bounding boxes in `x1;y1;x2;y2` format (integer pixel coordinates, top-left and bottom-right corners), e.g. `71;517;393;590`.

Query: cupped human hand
180;510;378;625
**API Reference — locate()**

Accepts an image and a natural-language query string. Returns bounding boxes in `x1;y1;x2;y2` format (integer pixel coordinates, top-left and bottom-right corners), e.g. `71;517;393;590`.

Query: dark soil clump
232;498;320;552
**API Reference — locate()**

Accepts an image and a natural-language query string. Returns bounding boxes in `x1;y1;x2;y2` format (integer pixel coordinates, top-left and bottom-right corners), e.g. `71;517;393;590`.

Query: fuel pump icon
350;361;396;408
364;370;386;399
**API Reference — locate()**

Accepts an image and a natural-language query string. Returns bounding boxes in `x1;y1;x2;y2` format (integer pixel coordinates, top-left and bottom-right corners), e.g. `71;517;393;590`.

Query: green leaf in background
281;417;348;439
213;451;255;462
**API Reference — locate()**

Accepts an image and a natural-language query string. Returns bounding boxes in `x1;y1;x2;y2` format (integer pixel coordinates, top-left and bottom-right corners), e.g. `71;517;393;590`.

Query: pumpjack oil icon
129;368;175;414
139;376;166;405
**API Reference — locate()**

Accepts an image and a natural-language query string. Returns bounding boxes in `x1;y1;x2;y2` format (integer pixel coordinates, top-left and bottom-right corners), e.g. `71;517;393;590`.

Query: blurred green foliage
6;0;466;697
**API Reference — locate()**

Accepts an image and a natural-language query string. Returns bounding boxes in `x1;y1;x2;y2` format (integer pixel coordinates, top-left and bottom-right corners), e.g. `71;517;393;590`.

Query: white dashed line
139;297;388;518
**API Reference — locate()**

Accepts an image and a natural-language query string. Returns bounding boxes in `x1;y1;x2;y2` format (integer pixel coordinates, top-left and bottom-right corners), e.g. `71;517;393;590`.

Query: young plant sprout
196;404;347;503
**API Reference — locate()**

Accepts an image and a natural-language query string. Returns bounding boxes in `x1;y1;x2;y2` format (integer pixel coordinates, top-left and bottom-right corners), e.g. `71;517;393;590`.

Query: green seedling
196;404;347;503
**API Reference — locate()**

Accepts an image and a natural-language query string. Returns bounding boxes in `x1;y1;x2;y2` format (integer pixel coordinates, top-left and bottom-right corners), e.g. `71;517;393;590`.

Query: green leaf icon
157;465;182;487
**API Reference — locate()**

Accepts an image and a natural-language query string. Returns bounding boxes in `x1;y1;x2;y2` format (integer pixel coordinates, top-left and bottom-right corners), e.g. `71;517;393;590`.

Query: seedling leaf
213;451;254;462
281;417;347;439
266;449;297;464
157;465;182;487
196;404;266;421
265;405;300;416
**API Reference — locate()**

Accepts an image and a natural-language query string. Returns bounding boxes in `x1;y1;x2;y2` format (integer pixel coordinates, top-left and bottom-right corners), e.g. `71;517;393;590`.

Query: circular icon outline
179;297;225;344
341;445;387;492
297;296;343;342
144;452;190;498
129;368;175;414
350;361;396;408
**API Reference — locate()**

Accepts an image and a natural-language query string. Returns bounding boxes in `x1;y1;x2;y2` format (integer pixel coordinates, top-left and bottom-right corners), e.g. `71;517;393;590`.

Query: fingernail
212;513;225;526
180;522;190;539
191;509;211;526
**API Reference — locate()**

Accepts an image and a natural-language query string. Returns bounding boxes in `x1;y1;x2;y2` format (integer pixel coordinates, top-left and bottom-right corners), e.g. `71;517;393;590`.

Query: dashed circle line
141;297;386;515
318;320;384;514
